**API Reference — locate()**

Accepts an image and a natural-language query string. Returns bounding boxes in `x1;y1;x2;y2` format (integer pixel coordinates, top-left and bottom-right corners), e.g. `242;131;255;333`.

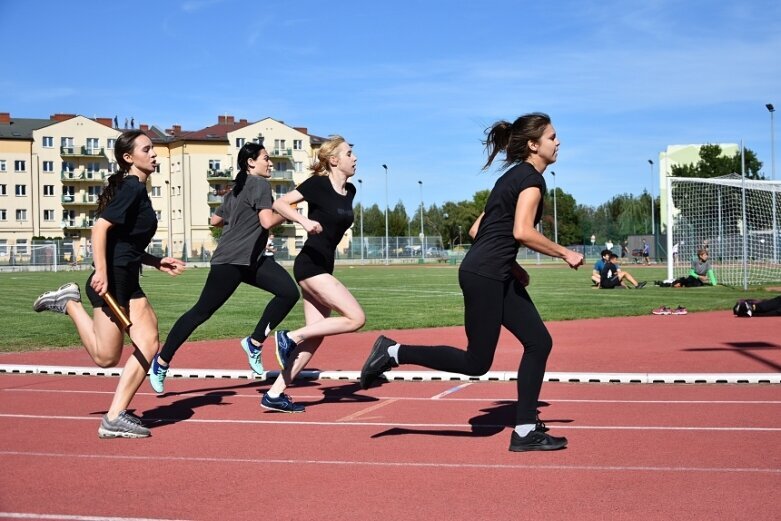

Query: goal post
666;175;781;288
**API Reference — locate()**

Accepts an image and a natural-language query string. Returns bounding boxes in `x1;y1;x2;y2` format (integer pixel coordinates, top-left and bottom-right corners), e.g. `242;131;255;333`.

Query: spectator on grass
671;248;717;287
600;253;646;289
266;135;365;413
360;112;585;452
33;130;185;438
642;238;650;265
734;296;781;317
148;143;299;394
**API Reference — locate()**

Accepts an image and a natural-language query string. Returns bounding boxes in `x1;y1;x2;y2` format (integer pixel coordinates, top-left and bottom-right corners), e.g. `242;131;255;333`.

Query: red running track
1;310;780;520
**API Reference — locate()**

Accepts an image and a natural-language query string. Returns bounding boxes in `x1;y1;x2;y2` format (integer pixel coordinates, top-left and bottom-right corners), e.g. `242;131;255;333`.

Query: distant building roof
0;117;55;139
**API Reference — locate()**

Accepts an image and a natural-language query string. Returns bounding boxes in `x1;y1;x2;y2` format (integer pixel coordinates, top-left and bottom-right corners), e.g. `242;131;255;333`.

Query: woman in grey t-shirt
148;143;299;393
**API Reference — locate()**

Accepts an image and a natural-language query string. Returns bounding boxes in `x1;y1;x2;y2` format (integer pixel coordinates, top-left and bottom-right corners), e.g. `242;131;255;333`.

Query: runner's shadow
301;382;379;407
370;401;570;439
140;390;236;429
156;379;265;398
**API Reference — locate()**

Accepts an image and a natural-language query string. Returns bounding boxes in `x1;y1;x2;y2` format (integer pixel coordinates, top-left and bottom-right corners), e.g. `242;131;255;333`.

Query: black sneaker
508;430;567;452
261;393;305;413
274;330;297;370
360;335;399;390
636;281;647;289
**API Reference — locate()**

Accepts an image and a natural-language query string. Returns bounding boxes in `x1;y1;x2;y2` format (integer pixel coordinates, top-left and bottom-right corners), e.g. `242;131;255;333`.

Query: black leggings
398;270;552;425
755;296;781;316
159;259;299;363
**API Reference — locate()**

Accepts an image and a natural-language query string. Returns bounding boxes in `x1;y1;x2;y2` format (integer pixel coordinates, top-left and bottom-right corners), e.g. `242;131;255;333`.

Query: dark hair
233;142;266;196
482;112;551;170
97;130;146;214
601;249;612;257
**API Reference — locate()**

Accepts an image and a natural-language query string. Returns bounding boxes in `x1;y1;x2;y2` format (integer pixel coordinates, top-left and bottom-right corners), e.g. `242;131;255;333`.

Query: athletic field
0;263;764;351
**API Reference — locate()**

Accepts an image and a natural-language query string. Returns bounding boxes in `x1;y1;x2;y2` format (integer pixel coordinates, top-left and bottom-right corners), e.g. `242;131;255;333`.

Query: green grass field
0;263;768;352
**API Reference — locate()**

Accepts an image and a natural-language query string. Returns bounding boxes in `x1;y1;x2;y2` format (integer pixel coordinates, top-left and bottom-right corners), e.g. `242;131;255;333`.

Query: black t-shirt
460;163;545;281
296;175;355;256
99;175;158;267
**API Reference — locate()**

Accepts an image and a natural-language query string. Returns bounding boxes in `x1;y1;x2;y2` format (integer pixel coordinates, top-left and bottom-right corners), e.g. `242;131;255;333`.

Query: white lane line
0;513;191;521
4;387;781;405
2;413;781;431
0;451;778;475
431;383;472;399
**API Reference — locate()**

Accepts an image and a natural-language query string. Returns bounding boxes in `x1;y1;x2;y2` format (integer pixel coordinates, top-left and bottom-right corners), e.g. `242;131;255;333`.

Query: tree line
354;144;764;247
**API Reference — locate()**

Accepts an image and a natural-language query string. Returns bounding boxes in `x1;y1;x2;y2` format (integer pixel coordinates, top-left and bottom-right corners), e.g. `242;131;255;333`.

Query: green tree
671;144;763;179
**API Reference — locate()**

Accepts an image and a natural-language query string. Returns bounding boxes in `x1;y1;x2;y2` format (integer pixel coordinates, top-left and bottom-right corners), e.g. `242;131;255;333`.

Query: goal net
666;175;781;287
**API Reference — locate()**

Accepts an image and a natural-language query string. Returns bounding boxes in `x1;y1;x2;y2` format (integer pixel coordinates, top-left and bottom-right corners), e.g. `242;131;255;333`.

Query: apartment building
0;111;344;263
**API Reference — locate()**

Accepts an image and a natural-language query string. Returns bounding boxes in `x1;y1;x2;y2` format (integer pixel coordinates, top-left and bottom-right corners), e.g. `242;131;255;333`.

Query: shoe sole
260;402;305;413
98;427;151;439
509;441;567;452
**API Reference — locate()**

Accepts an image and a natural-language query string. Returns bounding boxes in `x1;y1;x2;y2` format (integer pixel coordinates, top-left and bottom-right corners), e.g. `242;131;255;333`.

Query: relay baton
104;292;132;330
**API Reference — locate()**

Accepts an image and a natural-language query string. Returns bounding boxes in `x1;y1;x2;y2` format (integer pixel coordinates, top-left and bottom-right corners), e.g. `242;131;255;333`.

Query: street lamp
357;178;364;261
418;180;424;259
550;171;558;244
382;164;389;265
648;159;655;237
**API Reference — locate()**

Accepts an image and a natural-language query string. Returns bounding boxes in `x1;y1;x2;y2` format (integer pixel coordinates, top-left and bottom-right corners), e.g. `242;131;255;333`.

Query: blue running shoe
240;336;264;375
261;393;305;413
148;354;168;394
274;330;297;370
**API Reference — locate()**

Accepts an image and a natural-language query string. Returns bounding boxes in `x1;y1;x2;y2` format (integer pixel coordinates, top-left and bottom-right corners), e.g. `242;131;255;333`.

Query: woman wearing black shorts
263;135;365;412
148;143;299;394
360;113;584;452
33;130;185;438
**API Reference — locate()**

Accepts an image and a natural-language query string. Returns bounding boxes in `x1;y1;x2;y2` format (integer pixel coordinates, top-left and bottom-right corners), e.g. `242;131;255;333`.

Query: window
44;209;55;221
14;160;26;172
0;160;5;171
42;136;54;148
63;185;75;197
43;161;54;172
274;139;286;153
15;184;26;196
155;210;162;220
208;159;221;171
236;138;245;148
151;186;161;197
62;161;75;173
0;184;5;196
43;185;55;196
16;238;28;254
107;138;116;150
0;209;5;221
16;209;27;221
293;139;303;150
294;161;303;172
109;161;117;173
0;239;6;254
86;138;99;152
61;137;74;152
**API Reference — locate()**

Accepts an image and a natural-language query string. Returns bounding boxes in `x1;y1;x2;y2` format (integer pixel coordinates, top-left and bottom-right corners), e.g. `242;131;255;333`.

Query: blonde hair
311;135;346;176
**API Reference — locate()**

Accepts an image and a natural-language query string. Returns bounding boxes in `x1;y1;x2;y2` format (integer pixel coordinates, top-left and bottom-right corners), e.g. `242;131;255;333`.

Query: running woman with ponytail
264;135;365;413
33;130;185;438
360;113;584;452
148;142;299;393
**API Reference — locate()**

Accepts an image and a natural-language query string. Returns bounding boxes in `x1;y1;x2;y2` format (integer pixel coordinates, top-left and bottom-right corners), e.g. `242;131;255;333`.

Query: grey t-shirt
210;175;273;266
692;257;711;276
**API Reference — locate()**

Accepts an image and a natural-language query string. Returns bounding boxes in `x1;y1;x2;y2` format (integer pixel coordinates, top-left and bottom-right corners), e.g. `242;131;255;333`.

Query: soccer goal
666;175;781;288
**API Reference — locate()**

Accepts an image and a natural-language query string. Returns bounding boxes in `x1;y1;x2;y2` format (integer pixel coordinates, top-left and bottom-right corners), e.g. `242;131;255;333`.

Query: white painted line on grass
2;364;780;384
1;451;779;475
2;413;781;432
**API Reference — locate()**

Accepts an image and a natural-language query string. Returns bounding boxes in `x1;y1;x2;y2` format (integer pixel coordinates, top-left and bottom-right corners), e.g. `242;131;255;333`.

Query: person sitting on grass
733;296;781;317
599;252;645;289
591;249;611;286
671;248;717;287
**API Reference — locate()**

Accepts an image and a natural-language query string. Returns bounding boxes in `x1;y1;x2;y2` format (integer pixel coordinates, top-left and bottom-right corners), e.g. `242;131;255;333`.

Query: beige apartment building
0;111;345;265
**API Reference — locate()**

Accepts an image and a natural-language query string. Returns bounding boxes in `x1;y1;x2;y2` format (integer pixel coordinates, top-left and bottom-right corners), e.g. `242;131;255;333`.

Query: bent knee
94;355;120;368
348;312;366;332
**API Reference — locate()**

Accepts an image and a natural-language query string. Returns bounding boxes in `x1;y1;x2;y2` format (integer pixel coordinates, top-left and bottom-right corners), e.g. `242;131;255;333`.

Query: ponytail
97;130;145;214
482;112;551;170
97;172;124;214
310;135;345;176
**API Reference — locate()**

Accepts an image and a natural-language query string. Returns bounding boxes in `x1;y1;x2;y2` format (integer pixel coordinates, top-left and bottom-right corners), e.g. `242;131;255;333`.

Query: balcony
270;148;293;159
61;170;108;182
62;194;99;206
207;193;224;205
270;170;294;181
62;219;94;230
206;168;233;181
60;146;106;158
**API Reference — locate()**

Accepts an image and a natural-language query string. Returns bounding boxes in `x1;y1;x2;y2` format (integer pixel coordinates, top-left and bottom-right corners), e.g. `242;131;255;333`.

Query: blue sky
1;0;779;213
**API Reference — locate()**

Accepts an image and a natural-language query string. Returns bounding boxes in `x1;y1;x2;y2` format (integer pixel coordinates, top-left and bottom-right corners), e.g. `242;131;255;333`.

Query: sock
249;337;262;348
156;356;169;368
266;390;281;399
388;343;400;363
514;424;536;437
